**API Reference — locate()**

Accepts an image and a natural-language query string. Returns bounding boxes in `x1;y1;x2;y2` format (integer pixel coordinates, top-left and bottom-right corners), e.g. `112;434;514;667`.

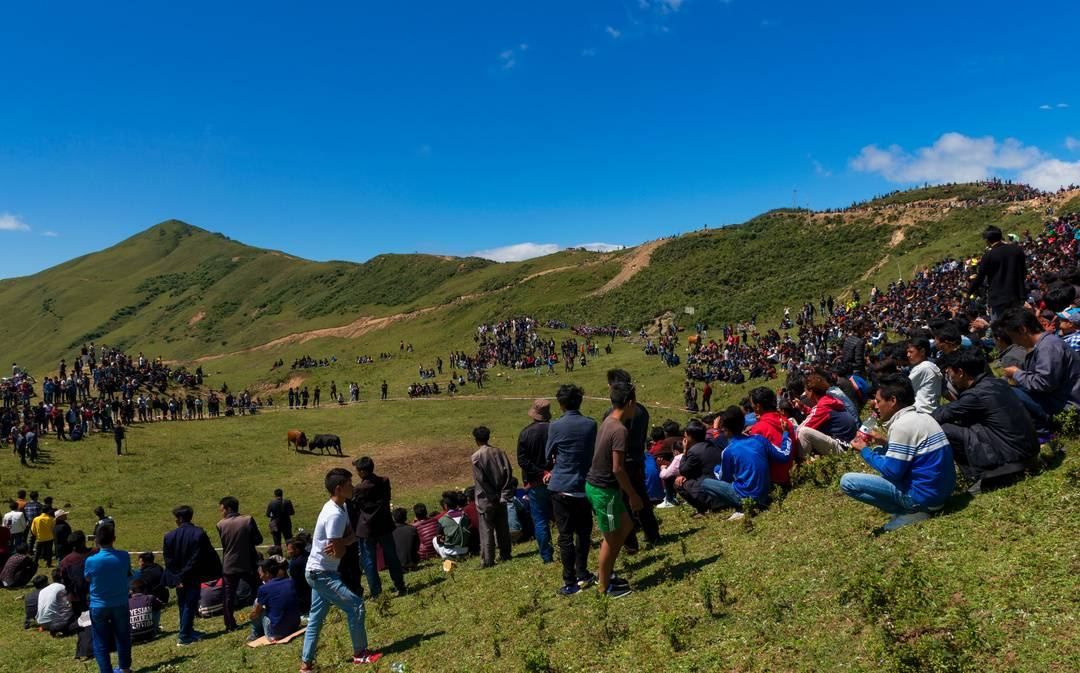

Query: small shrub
522;647;555;673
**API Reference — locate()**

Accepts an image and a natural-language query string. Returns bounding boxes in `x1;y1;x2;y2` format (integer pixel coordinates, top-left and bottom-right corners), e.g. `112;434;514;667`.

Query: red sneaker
352;650;383;665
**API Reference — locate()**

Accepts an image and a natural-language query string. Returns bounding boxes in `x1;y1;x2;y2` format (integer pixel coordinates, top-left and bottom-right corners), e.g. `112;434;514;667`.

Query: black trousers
623;462;661;550
551;493;593;586
34;540;54;567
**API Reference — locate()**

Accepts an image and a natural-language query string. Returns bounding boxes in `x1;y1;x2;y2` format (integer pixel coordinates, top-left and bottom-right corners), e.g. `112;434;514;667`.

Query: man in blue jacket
699;406;779;520
544;384;597;596
163;505;222;646
841;375;956;533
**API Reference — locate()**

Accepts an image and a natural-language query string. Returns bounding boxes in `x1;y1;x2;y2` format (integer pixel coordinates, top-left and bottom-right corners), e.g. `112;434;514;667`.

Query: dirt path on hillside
588;239;664;296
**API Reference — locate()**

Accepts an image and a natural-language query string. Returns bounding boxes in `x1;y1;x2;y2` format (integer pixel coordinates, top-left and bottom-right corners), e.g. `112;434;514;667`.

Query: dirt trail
588;239;664;296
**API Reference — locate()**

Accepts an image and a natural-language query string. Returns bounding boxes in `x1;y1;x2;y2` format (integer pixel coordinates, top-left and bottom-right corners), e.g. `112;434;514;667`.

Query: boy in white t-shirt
300;468;382;671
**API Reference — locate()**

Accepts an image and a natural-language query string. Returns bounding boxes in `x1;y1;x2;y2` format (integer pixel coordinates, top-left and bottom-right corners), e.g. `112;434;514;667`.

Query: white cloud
0;213;30;232
1019;159;1080;191
1066;136;1080;152
1058;103;1070;108
41;230;59;238
497;43;528;70
1040;102;1069;110
474;243;560;262
1040;104;1053;110
605;26;622;39
474;241;625;262
811;159;832;177
851;132;1044;183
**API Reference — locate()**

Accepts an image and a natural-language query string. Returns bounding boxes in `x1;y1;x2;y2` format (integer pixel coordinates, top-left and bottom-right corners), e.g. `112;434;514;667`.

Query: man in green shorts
584;380;642;598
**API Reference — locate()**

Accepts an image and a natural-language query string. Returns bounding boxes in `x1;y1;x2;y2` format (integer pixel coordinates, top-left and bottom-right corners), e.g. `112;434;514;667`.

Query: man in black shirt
516;400;553;563
266;488;295;547
969;225;1027;319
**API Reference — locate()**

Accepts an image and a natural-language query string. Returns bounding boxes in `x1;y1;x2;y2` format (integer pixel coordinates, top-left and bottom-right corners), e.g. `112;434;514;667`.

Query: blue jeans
699;479;744;509
358;536;405;597
250;614;272;639
840;473;918;515
302;569;367;663
527;485;554;562
1010;386;1055;433
90;605;131;673
175;583;201;643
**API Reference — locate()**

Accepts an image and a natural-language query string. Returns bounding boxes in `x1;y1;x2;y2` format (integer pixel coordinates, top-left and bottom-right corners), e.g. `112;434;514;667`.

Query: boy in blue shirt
83;524;132;673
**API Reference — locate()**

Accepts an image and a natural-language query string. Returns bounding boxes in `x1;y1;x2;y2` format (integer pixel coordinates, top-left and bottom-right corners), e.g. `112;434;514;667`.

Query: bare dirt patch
301;440;475;492
588;239;664;296
188;311;206;326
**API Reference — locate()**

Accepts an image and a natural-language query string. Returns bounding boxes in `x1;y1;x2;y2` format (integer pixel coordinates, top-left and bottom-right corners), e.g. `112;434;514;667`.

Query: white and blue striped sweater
859;406;956;507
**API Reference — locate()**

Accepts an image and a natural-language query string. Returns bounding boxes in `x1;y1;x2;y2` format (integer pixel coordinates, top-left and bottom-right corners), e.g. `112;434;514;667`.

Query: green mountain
1;182;1070;377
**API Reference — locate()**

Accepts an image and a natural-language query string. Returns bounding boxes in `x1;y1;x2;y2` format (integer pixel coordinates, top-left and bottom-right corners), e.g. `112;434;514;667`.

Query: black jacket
679;440;725;505
352;474;395;539
516;420;551;486
969;242;1026;309
840;335;867;375
265;498;295;528
162;522;222;587
931;374;1038;473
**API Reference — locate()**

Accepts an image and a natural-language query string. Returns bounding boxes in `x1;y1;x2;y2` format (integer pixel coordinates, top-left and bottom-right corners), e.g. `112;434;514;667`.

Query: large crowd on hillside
3;206;1080;672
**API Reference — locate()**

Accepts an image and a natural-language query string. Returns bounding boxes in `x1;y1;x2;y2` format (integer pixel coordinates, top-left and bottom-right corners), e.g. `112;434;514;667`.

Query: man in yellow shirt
30;508;56;568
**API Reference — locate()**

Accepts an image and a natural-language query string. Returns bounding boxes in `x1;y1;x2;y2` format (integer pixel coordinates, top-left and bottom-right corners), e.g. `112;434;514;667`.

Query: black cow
310;433;342;456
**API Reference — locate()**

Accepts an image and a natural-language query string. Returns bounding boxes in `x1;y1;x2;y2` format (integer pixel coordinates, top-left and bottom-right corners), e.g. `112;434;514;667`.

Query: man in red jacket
747;387;797;489
796;374;857;458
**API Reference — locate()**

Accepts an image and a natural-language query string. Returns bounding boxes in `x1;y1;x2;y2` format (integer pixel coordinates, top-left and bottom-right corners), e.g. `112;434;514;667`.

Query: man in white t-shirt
4;502;28;547
37;568;76;635
907;336;942;414
300;468;382;672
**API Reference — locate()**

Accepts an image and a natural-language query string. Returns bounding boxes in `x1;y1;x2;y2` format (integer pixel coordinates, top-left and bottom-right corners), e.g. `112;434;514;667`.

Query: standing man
265;488;295;548
113;423;125;456
30;506;55;568
216;496;263;632
4;501;28;548
969;225;1027;319
380;380;388;401
605;369;660;553
545;384;598;596
351;456;407;597
163;505;222;646
22;491;43;555
517;399;553;564
470;426;515;568
83;524;132;673
301;468;382;671
586;380;640;598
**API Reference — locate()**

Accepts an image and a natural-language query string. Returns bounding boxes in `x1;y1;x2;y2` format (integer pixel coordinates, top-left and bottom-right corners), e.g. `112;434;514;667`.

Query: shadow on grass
381;629;446;655
133;655;193;672
658;526;704;543
633;553;724;590
407;574;447;593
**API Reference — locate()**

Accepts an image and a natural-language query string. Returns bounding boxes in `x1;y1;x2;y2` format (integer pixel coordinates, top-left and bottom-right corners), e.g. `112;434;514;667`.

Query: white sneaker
881;511;929;532
655;500;677;509
727;511;745;522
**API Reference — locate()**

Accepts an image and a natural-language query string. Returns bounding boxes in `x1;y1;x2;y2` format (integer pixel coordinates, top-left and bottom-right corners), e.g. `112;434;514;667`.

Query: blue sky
2;1;1078;276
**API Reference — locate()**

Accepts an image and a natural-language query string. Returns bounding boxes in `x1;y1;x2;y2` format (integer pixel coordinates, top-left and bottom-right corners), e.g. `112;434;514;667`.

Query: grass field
1;376;1077;673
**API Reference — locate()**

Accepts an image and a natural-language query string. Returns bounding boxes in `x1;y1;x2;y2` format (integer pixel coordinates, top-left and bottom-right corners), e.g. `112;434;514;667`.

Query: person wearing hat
1055;306;1080;353
52;510;73;560
968;225;1027;320
516;399;554;564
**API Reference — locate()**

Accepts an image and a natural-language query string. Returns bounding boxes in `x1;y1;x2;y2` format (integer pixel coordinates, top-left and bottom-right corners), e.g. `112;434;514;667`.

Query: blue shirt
718;435;773;502
256;577;301;639
84;547;131;608
545;410;598;495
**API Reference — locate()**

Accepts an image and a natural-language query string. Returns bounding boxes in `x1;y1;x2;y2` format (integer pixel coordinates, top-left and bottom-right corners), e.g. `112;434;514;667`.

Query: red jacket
802;394;857;441
749;412;797;487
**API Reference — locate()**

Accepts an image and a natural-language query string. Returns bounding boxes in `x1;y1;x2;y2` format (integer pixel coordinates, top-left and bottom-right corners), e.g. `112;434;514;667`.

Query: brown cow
687;334;700;346
287;429;308;451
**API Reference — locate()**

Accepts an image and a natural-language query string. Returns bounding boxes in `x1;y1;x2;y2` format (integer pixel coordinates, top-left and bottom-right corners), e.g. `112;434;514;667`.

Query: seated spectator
797;374;858;458
433;493;471;559
907;336;942;413
657;437;686;508
841;375;956;532
997;307;1080;433
932;350;1039;493
411;504;440;562
128;579;164;642
285;538;310;615
699;406;778;519
133;552;169;605
992;326;1027;369
24;574;49;628
462;487;480;556
391;508;420;571
747;387;797;489
642;451;666;505
1;542;36;588
248;558;300;643
675;420;726;515
1056;307;1080;353
37;568;77;636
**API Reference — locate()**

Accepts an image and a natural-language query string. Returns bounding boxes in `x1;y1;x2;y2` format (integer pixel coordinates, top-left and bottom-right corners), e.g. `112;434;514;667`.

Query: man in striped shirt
841;375;956;533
